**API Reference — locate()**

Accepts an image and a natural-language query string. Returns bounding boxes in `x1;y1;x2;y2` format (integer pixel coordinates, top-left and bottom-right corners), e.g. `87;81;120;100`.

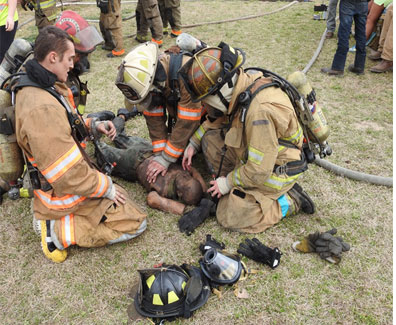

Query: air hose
304;28;392;187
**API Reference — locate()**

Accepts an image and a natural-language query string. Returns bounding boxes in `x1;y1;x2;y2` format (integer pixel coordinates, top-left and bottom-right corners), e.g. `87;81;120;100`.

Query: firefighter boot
40;220;68;263
287;183;315;214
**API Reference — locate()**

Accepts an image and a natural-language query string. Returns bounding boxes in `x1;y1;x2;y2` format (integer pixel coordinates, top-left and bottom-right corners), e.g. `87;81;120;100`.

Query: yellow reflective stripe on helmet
247;146;264;165
153;294;164;305
232;167;244;187
168;291;180;304
264;173;301;190
194;125;205;141
182;281;186;290
281;125;303;145
146;275;155;289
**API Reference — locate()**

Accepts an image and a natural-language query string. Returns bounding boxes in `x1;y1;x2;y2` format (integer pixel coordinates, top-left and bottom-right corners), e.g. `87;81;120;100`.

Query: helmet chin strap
203;74;237;114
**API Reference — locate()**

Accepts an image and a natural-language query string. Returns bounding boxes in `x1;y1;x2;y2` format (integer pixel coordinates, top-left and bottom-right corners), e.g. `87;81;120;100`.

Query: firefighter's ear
48;51;57;63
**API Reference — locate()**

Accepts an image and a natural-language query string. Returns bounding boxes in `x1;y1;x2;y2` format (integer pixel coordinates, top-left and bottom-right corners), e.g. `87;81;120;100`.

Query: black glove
217;42;238;86
178;199;215;235
237;238;282;269
199;234;225;255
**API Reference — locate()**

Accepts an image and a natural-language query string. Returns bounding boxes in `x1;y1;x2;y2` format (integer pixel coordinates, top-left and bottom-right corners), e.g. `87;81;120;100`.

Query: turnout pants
202;129;299;233
99;0;124;52
136;0;163;41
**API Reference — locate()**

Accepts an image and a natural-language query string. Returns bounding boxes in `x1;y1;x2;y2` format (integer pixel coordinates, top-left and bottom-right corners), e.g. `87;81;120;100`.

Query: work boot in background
370;59;393;73
368;49;382;60
287;183;315;214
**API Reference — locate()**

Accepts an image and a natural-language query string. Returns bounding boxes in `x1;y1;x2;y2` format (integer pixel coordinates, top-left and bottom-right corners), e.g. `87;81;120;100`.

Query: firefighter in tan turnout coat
179;44;315;234
14;27;146;263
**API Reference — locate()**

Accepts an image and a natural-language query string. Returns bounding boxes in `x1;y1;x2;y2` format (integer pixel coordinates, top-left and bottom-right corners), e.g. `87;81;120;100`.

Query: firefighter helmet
134;264;210;320
179;45;245;102
115;42;159;104
55;10;103;54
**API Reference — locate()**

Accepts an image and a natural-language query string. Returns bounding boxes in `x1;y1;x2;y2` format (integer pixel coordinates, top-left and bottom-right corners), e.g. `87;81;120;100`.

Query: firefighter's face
52;40;75;83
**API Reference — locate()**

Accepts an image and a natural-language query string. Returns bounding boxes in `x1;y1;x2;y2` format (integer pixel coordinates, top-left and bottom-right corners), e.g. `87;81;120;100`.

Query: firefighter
115;42;204;185
178;44;315;234
14;26;146;263
97;0;125;57
158;0;182;38
135;0;163;47
21;0;57;30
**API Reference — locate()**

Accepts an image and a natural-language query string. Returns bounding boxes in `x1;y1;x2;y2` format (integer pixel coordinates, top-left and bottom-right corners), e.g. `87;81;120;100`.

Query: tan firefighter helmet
178;45;245;103
115;42;159;104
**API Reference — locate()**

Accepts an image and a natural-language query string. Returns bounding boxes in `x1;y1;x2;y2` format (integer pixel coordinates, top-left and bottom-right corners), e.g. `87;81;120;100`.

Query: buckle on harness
274;164;286;176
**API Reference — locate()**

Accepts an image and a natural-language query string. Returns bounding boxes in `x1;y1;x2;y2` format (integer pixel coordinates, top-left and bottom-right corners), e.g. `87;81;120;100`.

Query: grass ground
0;0;393;324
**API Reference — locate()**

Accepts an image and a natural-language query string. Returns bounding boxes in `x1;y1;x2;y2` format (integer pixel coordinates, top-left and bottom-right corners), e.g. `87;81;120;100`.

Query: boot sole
292;183;315;214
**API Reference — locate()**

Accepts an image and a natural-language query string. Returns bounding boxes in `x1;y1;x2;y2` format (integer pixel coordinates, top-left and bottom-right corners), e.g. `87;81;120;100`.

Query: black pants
0;21;18;63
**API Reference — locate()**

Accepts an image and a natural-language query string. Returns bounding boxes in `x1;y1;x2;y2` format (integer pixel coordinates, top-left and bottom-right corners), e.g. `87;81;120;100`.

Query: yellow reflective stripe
33;0;56;9
194;125;205;141
146;275;155;289
232;167;244;187
168;291;179;303
41;144;82;184
153;294;164;305
281;125;303;144
278;145;285;152
264;173;301;190
247;146;264;165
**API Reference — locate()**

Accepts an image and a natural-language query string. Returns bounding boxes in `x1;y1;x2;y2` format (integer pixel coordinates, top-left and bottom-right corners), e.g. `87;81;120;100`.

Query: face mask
203;74;237;114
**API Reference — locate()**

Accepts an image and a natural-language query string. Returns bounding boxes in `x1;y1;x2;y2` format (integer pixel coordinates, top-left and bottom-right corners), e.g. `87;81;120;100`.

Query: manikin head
175;172;203;205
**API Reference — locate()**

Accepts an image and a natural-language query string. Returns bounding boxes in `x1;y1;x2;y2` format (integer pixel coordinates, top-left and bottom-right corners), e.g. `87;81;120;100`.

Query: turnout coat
15;81;146;248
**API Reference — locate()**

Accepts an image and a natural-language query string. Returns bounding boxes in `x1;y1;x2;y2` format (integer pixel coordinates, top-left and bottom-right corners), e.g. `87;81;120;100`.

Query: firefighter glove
294;228;350;264
178;198;215;235
199;234;225;255
237;238;282;269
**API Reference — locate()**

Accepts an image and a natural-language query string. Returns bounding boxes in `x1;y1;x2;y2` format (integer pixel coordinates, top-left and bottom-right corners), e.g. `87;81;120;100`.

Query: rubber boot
287;183;315;214
99;21;116;51
40;220;68;263
147;191;185;215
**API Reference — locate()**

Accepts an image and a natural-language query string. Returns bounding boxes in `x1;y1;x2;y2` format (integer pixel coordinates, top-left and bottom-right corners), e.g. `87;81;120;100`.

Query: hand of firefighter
5;16;15;32
146;159;167;184
182;143;197;171
208;177;231;199
178;198;215;235
96;121;116;140
293;228;350;264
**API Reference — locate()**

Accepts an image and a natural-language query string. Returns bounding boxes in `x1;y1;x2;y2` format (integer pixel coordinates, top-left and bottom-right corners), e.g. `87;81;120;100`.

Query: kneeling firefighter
179;43;331;234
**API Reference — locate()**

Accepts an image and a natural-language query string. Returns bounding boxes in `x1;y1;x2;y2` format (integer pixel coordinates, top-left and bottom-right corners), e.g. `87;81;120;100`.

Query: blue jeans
331;0;368;71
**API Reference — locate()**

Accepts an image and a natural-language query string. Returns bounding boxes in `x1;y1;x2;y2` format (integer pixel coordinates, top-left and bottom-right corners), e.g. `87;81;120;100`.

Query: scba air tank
0;90;24;184
287;71;330;144
0;38;33;87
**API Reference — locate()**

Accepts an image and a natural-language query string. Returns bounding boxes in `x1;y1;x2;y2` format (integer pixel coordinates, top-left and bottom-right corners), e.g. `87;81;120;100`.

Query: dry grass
0;1;392;324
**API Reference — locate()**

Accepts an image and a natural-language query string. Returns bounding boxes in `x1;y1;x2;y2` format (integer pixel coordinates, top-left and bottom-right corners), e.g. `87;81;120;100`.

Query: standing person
158;0;182;38
179;45;315;234
135;0;163;46
0;0;18;63
14;26;146;263
326;0;339;38
115;42;203;184
369;3;392;72
97;0;125;57
21;0;57;31
321;0;368;75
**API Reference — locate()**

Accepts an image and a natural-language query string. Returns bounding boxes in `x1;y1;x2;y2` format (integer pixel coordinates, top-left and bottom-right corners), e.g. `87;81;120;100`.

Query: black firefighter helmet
134;264;210;320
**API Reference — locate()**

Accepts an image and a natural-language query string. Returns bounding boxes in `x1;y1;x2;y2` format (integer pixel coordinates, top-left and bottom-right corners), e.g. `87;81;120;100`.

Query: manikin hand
146;159;167;183
96;121;116;140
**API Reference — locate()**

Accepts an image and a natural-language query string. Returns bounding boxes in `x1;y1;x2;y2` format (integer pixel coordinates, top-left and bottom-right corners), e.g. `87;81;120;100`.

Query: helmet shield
178;46;245;103
200;248;243;285
115;42;159;104
74;26;104;53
